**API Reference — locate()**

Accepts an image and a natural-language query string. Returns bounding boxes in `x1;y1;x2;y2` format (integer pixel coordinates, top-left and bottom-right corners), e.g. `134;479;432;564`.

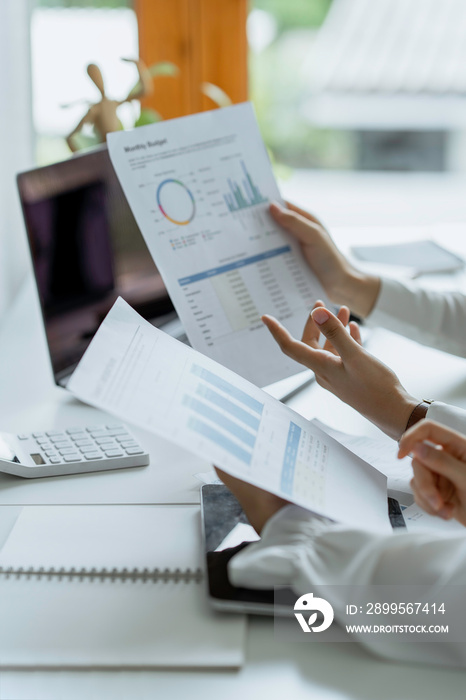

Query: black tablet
201;483;298;615
201;483;405;615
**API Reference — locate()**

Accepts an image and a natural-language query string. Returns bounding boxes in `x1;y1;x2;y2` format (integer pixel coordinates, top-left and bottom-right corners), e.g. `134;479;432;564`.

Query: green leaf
127;62;179;100
148;61;179;78
135;108;162;127
201;82;232;108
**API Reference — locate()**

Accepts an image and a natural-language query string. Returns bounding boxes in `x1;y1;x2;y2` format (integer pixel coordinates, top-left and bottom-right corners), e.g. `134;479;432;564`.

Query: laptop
17;144;313;399
17;145;187;387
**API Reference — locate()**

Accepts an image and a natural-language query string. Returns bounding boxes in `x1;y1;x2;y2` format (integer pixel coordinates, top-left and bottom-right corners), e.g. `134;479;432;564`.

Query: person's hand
302;300;362;352
398;421;466;527
270;201;380;318
214;468;289;535
262;305;418;440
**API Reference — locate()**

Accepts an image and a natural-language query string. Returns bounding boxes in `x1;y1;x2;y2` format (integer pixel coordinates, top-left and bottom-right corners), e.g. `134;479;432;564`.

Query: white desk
2;228;466;697
0;280;209;506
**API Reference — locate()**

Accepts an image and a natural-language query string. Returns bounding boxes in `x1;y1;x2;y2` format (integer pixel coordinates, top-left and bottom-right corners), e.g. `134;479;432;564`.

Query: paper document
403;503;465;534
107;103;326;386
311;419;414;503
0;506;201;571
68;298;390;532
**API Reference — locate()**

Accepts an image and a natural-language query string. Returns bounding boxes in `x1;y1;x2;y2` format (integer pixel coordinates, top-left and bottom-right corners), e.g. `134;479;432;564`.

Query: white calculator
0;424;150;478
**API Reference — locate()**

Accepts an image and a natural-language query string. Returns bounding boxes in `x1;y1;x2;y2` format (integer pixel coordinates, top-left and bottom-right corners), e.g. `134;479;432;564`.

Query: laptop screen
17;145;173;384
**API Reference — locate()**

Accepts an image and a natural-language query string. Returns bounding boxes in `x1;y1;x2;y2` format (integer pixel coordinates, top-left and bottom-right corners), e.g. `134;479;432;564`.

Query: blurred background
3;0;466;320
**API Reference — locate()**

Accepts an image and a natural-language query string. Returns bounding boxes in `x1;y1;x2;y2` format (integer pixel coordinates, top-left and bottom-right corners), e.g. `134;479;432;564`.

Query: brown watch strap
405;400;433;431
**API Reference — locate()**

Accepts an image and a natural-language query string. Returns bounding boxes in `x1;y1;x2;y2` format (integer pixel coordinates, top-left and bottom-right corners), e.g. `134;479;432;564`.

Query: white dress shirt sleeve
366;277;466;358
228;275;466;666
427;401;466;435
229;505;466;667
367;277;466;432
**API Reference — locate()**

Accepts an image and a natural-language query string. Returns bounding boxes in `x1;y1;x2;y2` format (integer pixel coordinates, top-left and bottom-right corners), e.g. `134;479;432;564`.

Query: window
31;0;138;164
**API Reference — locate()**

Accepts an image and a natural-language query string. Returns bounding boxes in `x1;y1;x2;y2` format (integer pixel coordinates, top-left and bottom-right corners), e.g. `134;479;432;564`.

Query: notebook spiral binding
0;566;203;583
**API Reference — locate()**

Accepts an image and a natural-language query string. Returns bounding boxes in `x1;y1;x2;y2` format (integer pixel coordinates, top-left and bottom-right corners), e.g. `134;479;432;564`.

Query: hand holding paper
68;298;390;532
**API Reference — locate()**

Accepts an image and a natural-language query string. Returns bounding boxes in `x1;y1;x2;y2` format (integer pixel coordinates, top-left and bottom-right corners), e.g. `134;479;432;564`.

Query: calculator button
106;428;127;436
58;447;78;455
37;442;52;451
84;452;103;460
87;426;106;433
51;436;68;444
74;439;94;447
69;432;87;441
32;432;44;438
104;449;124;457
125;448;144;455
36;437;49;445
49;457;62;464
63;454;82;462
53;443;72;452
115;436;132;444
46;430;64;437
45;450;58;457
106;423;124;429
95;437;115;445
80;446;101;455
17;434;29;440
120;440;138;448
89;430;108;438
66;427;86;435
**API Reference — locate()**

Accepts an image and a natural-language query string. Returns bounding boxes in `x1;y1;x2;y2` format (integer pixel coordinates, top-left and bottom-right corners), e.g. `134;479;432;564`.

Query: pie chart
156;179;196;225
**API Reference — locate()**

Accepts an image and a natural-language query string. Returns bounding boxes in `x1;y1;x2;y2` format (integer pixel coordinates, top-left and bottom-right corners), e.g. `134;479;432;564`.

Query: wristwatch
405;399;434;431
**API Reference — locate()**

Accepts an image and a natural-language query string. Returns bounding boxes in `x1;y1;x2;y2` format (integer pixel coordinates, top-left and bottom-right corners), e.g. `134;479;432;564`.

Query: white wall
0;0;34;321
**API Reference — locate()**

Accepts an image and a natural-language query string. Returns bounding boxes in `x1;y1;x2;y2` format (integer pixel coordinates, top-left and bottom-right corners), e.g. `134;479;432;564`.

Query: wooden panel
134;0;248;119
198;0;248;110
135;0;193;120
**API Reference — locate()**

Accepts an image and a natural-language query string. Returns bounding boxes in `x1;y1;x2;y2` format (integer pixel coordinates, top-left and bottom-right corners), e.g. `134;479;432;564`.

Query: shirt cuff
427;402;466;437
366;276;414;329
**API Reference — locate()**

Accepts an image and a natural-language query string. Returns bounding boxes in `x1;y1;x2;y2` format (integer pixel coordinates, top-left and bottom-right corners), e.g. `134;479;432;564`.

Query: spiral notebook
0;505;246;668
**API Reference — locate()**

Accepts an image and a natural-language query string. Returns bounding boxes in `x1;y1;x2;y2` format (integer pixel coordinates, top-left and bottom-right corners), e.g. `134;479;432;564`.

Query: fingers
301;312;321;346
262;315;302;360
336;305;350;328
269;202;325;245
262;314;331;372
301;300;327;346
283;201;324;227
411;478;442;517
299;303;351;355
310;306;361;362
411;458;445;512
400;423;466;523
263;306;362;366
411;441;465;486
323;306;350;355
349;321;362;346
398;420;466;461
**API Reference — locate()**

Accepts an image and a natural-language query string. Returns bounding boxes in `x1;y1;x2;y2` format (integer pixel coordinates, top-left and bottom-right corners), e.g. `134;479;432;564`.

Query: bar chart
184;364;264;466
108;103;327;386
223;161;268;213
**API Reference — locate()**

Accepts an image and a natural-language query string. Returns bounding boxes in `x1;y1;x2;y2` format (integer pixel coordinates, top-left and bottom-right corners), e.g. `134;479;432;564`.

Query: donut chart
156;179;195;225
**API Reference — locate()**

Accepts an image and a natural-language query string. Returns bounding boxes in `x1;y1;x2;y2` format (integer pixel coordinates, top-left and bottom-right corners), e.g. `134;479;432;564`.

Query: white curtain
0;0;34;321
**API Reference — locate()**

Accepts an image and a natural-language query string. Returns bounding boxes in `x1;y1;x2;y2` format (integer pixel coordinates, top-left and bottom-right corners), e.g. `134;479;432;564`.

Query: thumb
270;202;322;245
311;306;359;361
